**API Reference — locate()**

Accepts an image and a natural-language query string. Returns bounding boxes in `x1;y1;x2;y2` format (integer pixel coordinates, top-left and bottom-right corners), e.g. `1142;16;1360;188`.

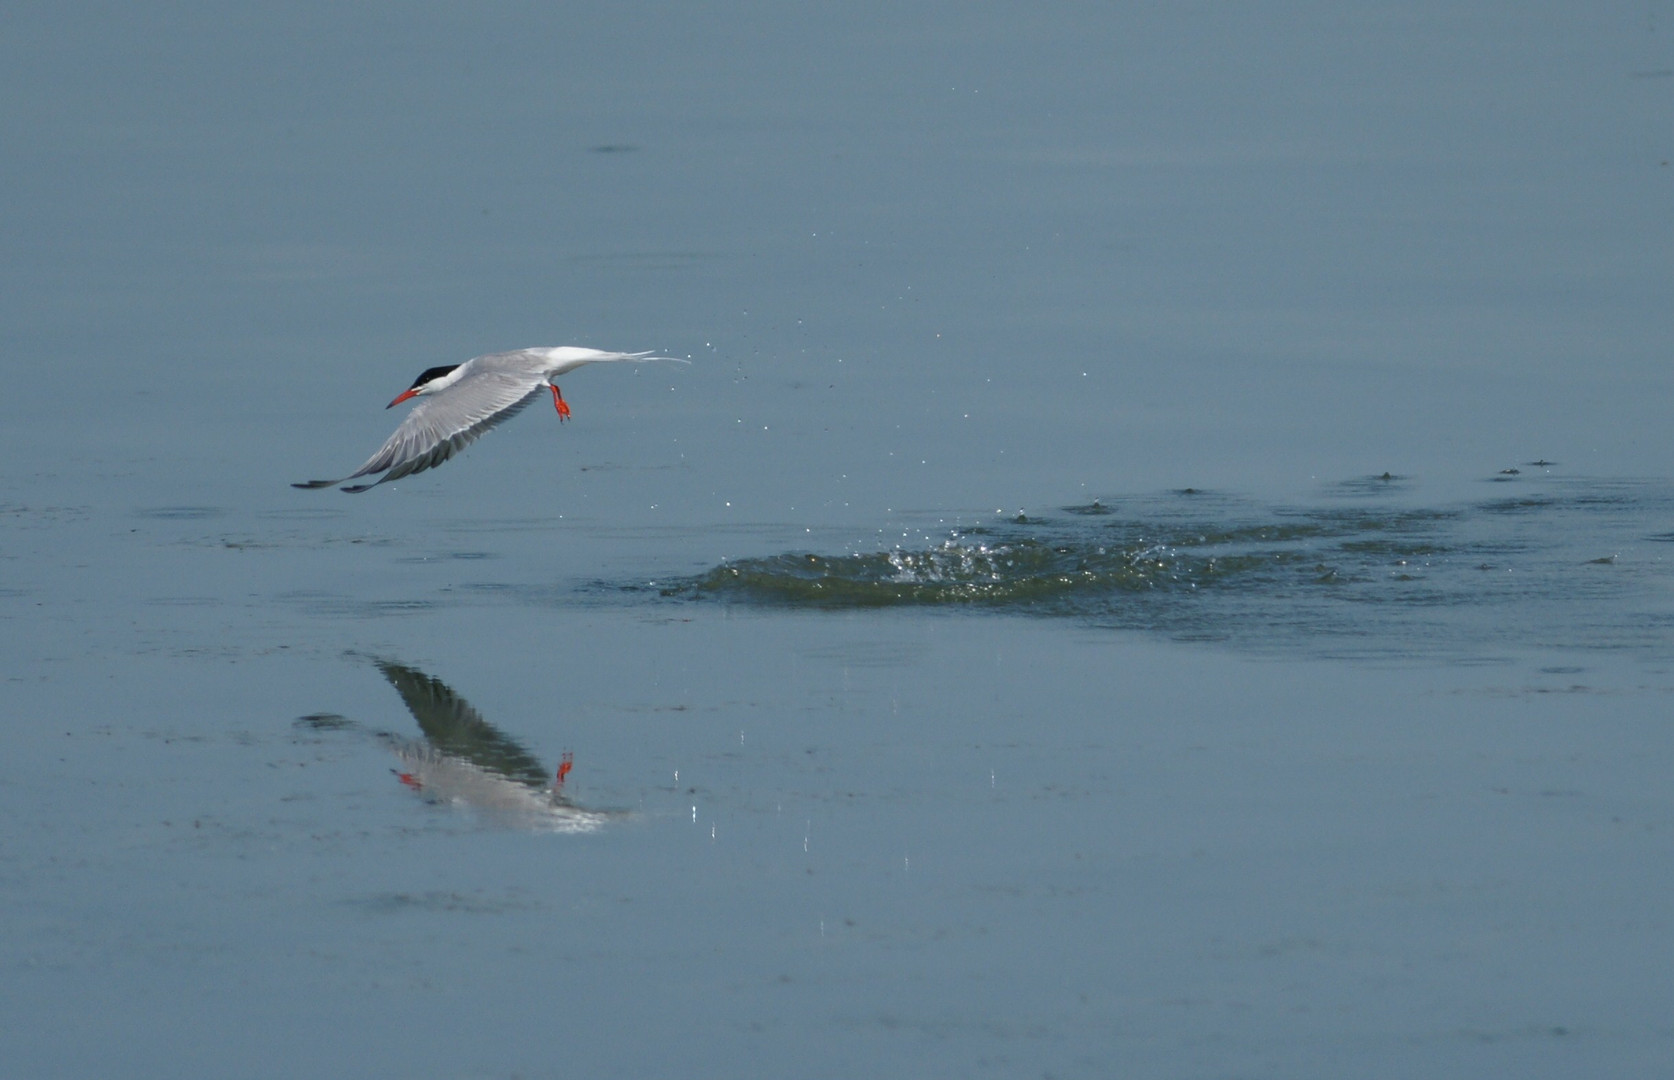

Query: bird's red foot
550;384;571;422
395;771;423;790
555;751;574;789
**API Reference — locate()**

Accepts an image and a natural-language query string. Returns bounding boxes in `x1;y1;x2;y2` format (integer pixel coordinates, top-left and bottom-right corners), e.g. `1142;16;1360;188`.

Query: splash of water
668;477;1674;660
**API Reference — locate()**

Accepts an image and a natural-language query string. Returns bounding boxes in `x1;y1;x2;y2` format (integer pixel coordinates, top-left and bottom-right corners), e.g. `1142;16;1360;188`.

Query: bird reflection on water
369;659;617;833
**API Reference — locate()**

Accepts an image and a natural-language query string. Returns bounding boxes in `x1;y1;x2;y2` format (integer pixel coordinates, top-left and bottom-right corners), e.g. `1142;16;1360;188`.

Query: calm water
4;4;1673;1078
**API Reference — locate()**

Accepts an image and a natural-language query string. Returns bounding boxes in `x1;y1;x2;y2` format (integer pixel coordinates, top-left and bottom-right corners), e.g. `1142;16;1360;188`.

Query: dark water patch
665;480;1674;660
1;504;91;528
1477;496;1556;514
1327;473;1412;497
295;713;354;731
283;593;444;619
172;532;398;551
392;550;496;563
335;599;441;618
134;506;225;520
446;580;647;612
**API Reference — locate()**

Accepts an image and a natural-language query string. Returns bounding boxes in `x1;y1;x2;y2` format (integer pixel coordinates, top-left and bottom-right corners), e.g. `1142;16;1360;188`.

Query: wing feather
295;364;544;492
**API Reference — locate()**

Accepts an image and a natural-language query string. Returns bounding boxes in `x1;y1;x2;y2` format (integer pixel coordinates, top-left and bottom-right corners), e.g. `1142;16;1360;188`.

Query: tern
294;346;678;493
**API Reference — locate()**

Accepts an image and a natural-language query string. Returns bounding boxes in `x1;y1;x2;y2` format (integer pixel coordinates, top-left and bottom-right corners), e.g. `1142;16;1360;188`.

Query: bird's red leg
550;384;571;422
555;751;574;789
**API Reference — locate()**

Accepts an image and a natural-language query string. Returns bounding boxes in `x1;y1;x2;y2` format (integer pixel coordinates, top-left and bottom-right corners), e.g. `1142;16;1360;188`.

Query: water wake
669;478;1674;659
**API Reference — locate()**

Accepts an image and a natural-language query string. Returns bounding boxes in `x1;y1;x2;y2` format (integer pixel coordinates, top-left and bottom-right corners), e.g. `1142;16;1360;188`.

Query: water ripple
667;479;1674;660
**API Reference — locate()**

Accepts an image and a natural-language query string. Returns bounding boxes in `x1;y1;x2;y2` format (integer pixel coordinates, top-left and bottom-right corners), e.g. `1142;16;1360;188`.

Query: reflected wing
376;660;551;787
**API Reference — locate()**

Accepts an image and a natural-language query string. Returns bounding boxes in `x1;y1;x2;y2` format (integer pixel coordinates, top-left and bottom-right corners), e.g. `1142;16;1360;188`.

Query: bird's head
387;364;462;408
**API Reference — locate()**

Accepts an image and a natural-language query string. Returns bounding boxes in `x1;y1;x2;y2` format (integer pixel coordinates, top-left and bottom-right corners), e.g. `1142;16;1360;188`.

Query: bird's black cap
409;364;460;390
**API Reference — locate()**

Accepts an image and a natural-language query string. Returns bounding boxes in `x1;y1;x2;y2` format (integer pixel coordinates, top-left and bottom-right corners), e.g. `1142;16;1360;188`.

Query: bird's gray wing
294;366;543;493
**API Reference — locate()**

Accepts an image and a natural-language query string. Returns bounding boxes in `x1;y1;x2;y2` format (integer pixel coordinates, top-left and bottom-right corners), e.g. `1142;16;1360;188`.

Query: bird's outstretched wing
293;367;542;493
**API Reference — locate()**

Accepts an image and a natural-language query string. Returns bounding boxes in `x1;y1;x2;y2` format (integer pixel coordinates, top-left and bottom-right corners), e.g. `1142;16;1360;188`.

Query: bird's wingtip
292;480;338;490
621;351;689;364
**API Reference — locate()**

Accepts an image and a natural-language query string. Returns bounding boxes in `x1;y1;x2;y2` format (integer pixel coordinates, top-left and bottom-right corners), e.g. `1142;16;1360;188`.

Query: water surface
3;3;1672;1078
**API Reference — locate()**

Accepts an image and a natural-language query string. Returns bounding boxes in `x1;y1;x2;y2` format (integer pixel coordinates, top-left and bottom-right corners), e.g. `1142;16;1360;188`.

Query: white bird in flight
294;346;678;493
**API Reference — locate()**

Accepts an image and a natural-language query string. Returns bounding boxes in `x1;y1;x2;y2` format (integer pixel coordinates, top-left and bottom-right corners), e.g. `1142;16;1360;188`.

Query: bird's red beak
387;387;420;409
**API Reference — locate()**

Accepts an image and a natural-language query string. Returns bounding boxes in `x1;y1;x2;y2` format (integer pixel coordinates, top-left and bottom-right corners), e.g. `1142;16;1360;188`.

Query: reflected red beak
387;387;420;409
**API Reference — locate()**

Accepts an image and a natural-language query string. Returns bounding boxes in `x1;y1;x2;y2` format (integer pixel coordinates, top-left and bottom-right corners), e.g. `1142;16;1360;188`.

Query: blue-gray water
4;4;1673;1077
